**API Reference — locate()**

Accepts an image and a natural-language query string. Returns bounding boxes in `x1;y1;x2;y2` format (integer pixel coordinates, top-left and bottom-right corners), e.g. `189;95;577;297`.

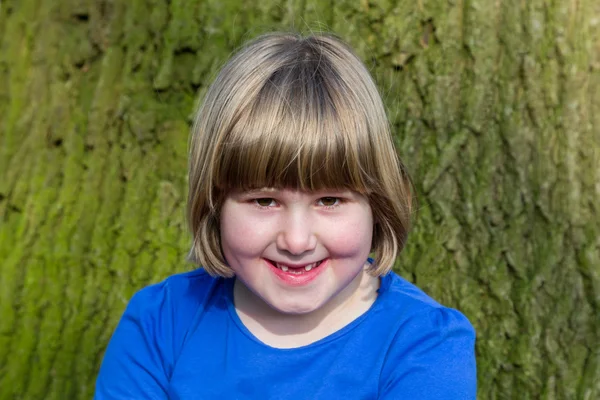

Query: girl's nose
276;214;317;255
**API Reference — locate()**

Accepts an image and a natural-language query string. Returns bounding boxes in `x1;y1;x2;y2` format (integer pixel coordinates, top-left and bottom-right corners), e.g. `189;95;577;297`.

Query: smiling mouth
268;260;325;274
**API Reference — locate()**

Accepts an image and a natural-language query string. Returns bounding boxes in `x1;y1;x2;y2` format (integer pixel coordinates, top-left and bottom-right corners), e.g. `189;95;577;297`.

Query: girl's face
220;188;374;317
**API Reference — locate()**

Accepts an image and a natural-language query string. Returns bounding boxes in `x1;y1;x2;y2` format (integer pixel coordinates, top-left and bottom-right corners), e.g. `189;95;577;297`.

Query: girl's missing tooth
95;32;476;399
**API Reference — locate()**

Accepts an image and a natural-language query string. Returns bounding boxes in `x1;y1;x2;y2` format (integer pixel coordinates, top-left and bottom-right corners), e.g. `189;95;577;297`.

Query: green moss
0;0;599;398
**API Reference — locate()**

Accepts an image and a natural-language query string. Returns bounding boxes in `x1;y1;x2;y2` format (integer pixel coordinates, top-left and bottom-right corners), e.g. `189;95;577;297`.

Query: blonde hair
187;32;414;277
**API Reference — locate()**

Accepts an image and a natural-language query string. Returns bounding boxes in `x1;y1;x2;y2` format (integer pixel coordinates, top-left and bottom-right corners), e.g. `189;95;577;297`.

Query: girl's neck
232;269;380;349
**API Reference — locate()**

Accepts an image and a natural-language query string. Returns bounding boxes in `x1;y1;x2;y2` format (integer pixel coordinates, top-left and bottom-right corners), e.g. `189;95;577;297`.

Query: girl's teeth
275;262;318;272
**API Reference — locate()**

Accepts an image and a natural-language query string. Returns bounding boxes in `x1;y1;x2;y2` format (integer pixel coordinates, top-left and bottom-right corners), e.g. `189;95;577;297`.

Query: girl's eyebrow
236;188;357;198
238;188;278;197
313;188;354;196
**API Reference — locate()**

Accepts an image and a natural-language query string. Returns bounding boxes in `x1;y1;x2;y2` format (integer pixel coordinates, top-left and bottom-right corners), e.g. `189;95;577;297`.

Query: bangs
214;56;374;194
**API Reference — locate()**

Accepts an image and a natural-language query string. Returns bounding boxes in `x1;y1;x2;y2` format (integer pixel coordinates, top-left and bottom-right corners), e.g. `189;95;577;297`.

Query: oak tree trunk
0;0;598;399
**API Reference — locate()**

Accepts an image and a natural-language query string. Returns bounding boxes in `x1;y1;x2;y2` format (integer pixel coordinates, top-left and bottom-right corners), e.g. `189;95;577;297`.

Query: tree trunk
0;0;598;399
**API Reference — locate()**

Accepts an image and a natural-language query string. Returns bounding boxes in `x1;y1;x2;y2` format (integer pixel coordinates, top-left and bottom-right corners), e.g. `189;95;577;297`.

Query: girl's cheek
327;224;372;251
222;213;276;252
326;217;373;251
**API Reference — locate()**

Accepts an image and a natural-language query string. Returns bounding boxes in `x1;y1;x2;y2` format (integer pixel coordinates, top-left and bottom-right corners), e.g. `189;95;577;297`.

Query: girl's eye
255;198;276;207
318;197;339;207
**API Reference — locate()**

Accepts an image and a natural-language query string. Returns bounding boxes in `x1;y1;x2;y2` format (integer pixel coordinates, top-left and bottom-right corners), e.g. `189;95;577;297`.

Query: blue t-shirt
95;269;476;399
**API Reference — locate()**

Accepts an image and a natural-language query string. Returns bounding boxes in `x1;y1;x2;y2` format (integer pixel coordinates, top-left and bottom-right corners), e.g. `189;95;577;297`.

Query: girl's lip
264;258;329;286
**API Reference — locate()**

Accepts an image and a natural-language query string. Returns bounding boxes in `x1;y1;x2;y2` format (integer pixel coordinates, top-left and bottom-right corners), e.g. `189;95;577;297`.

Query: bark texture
0;0;598;399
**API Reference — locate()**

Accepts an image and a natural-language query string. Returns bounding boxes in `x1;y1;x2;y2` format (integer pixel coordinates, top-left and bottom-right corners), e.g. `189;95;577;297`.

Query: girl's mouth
264;259;328;284
271;260;324;274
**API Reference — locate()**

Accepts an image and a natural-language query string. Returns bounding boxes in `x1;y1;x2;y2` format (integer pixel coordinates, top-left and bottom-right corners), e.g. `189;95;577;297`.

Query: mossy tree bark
0;0;598;399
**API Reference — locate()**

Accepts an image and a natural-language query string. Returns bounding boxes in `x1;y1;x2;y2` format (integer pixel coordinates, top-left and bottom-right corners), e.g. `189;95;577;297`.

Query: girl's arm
379;307;477;399
94;284;173;399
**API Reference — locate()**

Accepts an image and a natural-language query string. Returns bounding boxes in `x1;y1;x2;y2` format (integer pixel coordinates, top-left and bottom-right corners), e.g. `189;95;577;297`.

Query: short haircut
187;32;414;277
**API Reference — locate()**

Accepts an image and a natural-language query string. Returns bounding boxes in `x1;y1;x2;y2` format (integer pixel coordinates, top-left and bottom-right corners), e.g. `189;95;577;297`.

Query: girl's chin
268;300;322;315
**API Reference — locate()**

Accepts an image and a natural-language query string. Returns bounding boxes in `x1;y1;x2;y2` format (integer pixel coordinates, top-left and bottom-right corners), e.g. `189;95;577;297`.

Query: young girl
95;32;476;399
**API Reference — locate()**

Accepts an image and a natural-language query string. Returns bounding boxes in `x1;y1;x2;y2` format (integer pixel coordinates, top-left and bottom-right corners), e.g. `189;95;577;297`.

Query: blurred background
0;0;598;399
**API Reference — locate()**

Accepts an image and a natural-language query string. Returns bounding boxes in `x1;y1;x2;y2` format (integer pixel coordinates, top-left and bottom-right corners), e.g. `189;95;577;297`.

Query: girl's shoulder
96;269;228;394
122;268;226;345
375;271;476;356
379;272;444;307
378;272;471;323
109;269;227;376
128;268;224;319
375;273;477;398
153;267;219;294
